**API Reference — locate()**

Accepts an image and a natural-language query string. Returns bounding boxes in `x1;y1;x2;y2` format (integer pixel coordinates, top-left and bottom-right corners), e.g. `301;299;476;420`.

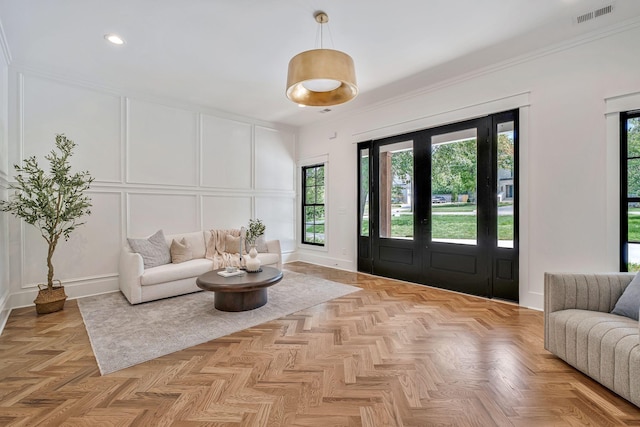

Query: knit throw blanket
204;229;246;269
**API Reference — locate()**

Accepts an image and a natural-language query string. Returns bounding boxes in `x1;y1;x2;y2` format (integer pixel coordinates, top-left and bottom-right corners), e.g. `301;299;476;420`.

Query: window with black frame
302;164;325;246
621;110;640;271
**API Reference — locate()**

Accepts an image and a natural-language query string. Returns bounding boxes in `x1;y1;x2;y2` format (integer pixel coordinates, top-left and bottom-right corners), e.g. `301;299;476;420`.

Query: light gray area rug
77;271;360;375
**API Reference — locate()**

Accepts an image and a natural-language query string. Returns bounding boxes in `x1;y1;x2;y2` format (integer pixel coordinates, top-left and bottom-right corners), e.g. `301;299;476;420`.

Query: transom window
302;164;325;246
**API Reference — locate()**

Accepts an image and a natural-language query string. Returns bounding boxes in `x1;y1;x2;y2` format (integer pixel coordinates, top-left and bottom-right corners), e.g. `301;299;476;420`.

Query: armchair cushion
612;272;640;321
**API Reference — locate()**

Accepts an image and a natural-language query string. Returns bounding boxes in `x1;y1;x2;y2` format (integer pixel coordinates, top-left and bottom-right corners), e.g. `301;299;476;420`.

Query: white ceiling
1;0;639;127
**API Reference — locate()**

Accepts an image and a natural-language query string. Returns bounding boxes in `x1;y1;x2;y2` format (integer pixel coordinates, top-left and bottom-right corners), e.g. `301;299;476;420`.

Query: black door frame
357;109;519;302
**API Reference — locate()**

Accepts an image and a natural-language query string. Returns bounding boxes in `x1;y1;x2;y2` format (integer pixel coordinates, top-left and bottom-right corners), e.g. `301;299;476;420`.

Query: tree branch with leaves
0;134;94;289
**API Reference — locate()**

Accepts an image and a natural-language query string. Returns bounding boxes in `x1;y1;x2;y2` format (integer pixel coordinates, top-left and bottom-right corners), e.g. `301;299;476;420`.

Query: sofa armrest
544;272;635;349
266;239;282;270
119;245;144;304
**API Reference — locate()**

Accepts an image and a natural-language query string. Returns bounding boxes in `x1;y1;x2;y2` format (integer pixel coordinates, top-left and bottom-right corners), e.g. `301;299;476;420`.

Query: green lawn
629;214;640;242
362;214;514;240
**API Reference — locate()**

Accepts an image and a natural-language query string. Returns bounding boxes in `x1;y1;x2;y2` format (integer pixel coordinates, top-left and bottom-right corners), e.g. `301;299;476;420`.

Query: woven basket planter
34;281;67;314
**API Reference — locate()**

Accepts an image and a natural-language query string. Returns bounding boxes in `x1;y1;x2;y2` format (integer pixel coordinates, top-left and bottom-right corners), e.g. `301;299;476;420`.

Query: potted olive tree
1;134;94;314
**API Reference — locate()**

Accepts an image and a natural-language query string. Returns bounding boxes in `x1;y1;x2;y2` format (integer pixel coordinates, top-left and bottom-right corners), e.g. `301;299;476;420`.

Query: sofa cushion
128;229;171;269
612;272;640;321
547;309;638;381
166;231;206;259
140;258;214;286
170;238;193;264
256;252;279;267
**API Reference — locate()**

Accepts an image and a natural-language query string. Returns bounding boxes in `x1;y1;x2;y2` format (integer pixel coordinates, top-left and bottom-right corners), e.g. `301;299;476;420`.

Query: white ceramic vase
245;245;261;272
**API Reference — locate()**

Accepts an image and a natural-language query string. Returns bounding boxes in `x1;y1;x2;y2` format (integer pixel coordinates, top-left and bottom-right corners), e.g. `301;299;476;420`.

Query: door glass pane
629;158;640;198
497;121;515;248
627;117;640;157
379;141;413;239
431;128;477;245
360;149;370;236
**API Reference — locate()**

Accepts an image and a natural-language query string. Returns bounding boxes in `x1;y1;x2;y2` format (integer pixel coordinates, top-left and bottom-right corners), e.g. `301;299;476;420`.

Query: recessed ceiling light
104;34;125;45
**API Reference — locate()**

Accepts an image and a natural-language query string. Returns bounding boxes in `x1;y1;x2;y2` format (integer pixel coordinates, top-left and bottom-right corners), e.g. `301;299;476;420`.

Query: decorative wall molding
603;91;640;272
352;92;531;142
20;273;118;290
0;289;10;336
0;18;12;65
10;276;119;309
315;16;640;130
605;91;640;115
9;64;296;133
7;67;299;312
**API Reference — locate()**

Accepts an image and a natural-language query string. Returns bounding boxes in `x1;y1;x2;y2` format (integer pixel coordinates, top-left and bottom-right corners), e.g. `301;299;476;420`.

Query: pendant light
286;11;358;107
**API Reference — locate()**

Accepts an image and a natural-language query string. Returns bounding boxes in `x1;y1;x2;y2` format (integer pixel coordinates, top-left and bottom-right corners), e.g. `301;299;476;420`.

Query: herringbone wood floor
1;262;640;426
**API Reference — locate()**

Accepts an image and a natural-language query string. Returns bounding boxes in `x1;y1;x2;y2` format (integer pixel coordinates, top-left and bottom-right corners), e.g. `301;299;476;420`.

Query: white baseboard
296;252;355;271
281;251;298;264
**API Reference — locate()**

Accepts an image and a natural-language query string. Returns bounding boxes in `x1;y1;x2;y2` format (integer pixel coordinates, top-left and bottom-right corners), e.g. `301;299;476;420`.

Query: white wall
297;24;640;310
0;41;9;330
5;70;297;309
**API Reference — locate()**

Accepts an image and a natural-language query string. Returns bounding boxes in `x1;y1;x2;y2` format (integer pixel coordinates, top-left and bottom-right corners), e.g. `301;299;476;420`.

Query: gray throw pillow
127;229;171;269
255;235;268;253
611;273;640;321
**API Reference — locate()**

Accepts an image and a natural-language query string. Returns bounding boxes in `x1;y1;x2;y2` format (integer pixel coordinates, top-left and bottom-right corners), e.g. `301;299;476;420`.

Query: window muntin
302;164;325;246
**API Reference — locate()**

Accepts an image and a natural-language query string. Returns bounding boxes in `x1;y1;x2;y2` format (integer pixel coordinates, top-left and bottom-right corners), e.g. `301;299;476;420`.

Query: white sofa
119;230;282;304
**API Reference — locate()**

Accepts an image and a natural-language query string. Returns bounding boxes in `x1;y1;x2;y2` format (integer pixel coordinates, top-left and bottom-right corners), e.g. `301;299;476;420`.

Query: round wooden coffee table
196;266;283;312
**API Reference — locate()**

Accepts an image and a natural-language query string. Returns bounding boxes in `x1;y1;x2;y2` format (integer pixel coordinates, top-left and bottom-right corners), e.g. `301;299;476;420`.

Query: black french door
358;110;518;302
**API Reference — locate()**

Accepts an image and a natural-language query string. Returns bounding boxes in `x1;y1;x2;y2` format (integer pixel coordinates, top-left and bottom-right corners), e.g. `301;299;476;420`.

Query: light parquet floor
1;262;640;426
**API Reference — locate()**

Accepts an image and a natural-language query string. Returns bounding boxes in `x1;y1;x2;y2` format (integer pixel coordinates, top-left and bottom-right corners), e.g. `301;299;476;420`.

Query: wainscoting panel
202;195;252;230
20;74;122;183
7;69;298;313
255;126;295;191
201;115;252;189
127;99;198;187
22;191;122;287
255;196;296;253
127;193;199;237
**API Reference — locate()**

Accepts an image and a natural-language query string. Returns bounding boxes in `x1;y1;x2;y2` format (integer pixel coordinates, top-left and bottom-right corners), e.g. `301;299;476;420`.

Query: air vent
594;5;613;17
576;3;614;24
576;11;594;24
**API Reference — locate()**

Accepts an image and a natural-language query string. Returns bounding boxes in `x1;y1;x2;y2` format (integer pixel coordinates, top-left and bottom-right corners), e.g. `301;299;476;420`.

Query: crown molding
308;15;640;130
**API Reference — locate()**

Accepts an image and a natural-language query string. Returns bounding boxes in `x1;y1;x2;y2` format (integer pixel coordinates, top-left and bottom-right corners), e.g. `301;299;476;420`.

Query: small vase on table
245;245;261;272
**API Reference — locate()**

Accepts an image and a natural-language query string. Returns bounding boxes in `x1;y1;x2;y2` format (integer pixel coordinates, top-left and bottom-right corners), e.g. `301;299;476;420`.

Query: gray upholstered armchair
544;272;640;407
